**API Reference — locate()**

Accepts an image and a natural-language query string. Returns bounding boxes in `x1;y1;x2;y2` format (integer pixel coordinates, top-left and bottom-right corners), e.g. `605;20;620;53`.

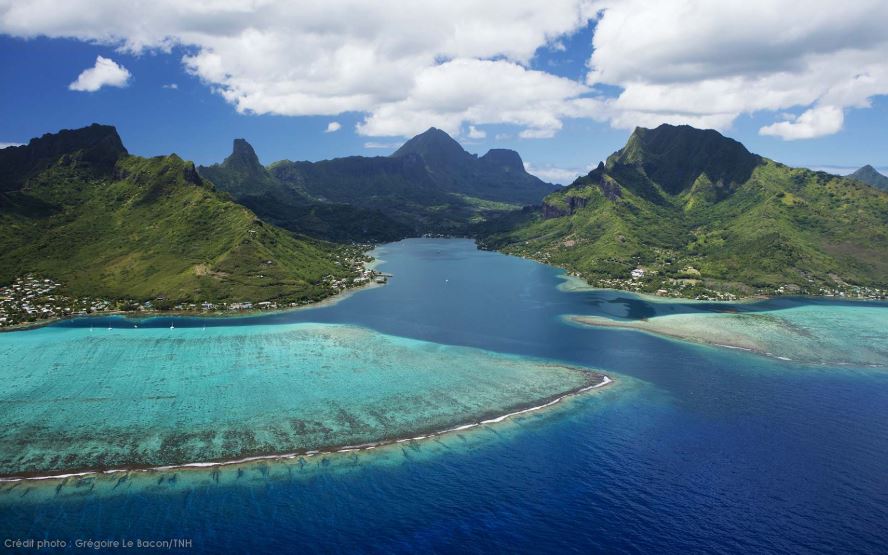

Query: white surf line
0;374;612;484
714;344;754;352
713;342;795;361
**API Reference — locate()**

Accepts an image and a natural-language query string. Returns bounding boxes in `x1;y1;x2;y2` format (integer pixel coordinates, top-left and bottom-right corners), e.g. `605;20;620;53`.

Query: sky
1;0;887;184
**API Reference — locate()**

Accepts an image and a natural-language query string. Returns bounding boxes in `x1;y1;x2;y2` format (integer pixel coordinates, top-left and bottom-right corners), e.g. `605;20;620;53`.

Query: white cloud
467;125;486;139
324;121;342;133
355;58;593;137
586;0;888;138
6;1;888;140
0;142;23;149
363;141;400;149
0;0;601;138
525;162;597;184
759;105;844;140
162;83;178;89
68;55;131;92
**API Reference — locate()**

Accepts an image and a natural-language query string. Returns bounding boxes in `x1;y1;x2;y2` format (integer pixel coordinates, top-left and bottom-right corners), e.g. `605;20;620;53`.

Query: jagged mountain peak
0;123;128;192
224;138;263;172
611;123;761;196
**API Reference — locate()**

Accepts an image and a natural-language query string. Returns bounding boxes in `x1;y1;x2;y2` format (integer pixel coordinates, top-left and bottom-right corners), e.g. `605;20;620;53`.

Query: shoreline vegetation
0;373;612;483
4;237;887;335
506;252;887;302
0;278;385;334
0;250;387;333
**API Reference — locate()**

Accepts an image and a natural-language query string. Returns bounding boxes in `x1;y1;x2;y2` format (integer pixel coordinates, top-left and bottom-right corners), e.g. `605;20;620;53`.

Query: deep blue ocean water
2;238;887;553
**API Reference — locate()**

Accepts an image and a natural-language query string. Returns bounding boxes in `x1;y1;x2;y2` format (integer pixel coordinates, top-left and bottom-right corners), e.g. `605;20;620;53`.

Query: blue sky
2;2;887;183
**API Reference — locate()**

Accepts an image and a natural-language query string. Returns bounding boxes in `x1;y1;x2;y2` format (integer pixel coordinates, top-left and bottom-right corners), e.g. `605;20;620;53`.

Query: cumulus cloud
356;58;592;137
325;121;342;133
587;0;888;138
0;0;600;137
162;83;178;89
4;0;888;139
759;105;844;140
68;55;131;92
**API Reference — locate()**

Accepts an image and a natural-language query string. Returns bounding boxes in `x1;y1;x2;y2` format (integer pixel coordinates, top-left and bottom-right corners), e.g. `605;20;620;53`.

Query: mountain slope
200;139;410;242
198;138;288;199
0;125;359;304
479;124;888;297
270;153;481;233
392;127;558;204
202;129;549;238
848;164;888;191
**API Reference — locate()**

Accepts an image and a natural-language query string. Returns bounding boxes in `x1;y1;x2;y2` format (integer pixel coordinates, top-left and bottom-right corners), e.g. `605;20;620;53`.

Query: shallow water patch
0;322;604;477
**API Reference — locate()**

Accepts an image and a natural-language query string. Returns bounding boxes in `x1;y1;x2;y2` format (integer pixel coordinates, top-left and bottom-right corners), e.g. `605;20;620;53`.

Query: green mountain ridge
392;127;558;204
201;128;556;238
848;164;888;191
0;125;359;305
478;124;888;297
199;140;416;241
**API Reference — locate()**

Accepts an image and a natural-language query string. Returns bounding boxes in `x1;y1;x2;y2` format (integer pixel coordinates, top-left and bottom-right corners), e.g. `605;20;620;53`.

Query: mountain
202;129;553;238
200;140;415;241
198;138;286;199
478;124;888;297
0;125;360;304
392;127;558;204
848;164;888;191
269;153;480;233
0;123;126;192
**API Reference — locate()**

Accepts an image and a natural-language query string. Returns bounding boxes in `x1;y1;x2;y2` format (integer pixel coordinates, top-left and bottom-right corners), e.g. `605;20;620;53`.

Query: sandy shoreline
567;314;770;354
0;373;613;483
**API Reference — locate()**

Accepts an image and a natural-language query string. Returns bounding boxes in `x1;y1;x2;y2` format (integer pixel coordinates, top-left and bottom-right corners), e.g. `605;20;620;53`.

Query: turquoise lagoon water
1;238;887;553
0;323;598;476
569;304;888;367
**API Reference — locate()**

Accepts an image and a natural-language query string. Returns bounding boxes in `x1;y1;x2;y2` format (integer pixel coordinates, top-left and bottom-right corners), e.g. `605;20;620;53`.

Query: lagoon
0;322;603;477
1;238;887;553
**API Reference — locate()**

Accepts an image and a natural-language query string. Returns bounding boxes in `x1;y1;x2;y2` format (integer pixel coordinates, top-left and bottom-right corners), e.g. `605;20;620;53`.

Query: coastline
0;372;613;483
0;274;386;334
556;274;764;304
556;272;888;304
566;314;762;352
